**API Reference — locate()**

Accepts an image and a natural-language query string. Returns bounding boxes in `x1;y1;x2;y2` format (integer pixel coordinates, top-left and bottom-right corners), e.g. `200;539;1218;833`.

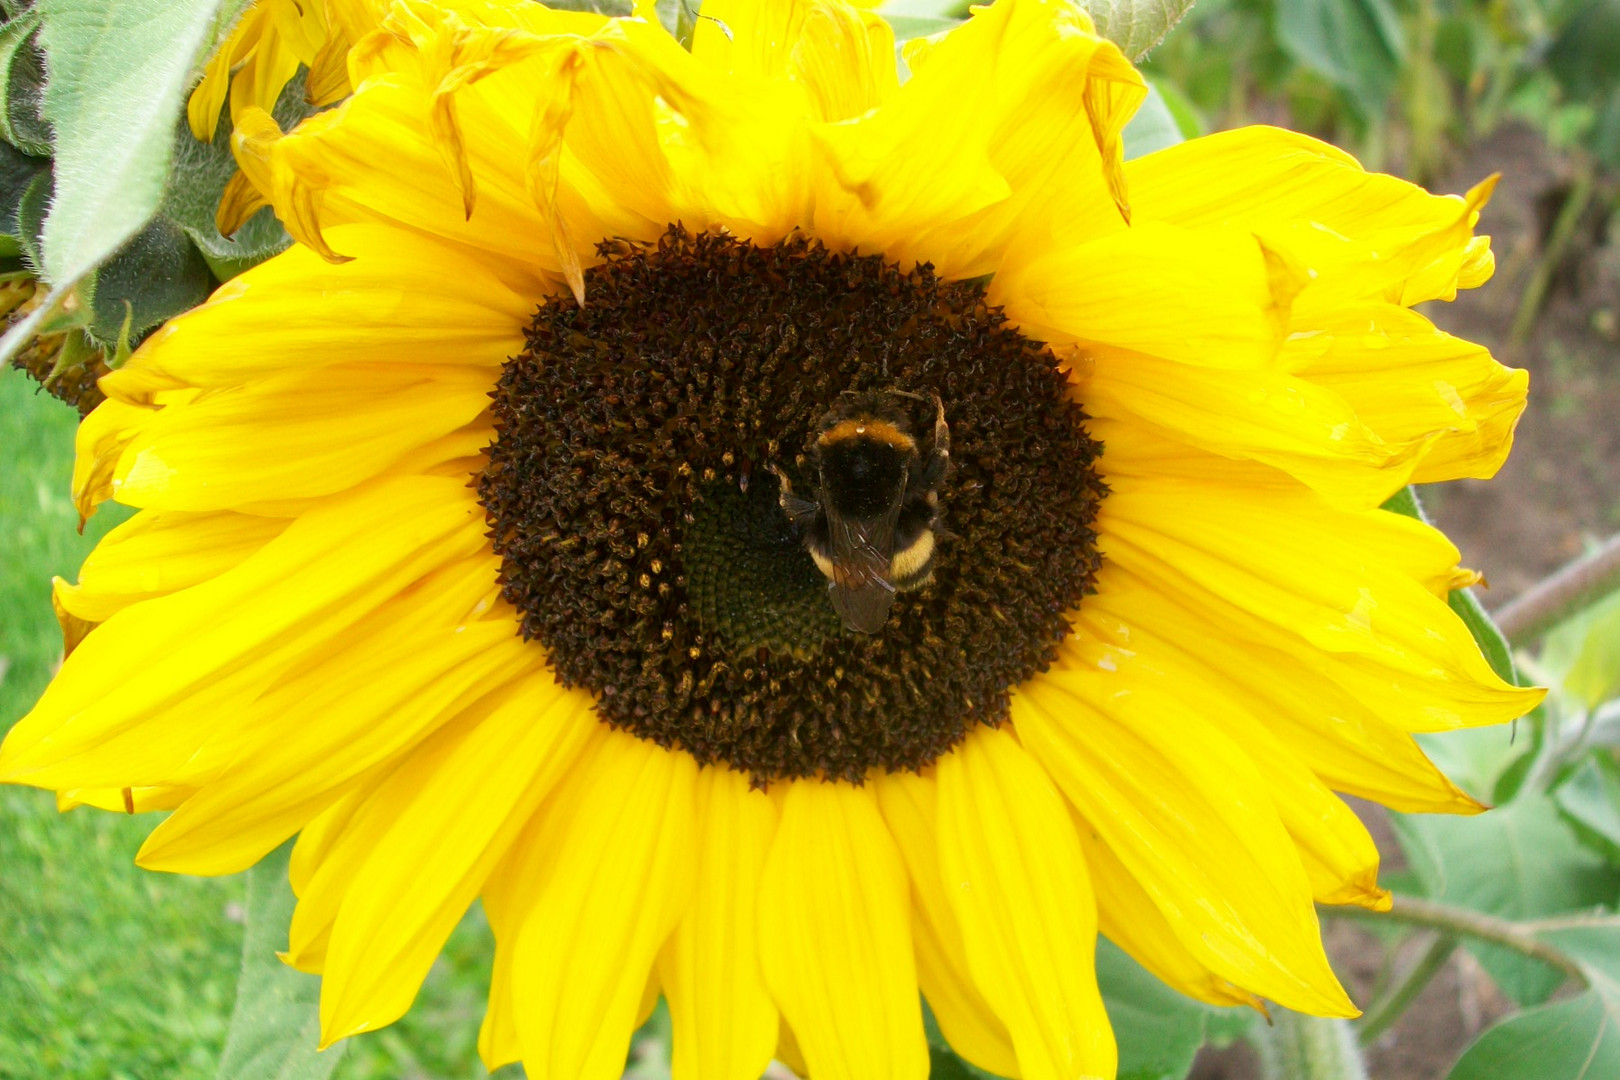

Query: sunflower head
3;1;1543;1079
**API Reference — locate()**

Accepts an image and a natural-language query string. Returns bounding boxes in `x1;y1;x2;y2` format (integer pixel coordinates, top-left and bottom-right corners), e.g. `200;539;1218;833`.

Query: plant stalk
1354;933;1457;1047
1325;894;1587;984
1255;1012;1367;1080
1493;533;1620;644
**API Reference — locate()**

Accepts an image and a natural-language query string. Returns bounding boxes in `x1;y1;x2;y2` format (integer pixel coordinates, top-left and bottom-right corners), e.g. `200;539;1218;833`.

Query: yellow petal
54;510;289;623
1085;557;1485;815
262;24;689;273
306;29;353;107
874;770;1021;1079
659;766;781;1080
1125;125;1491;306
936;725;1115;1080
111;364;493;512
1282;301;1528;484
1071;606;1389;911
0;476;487;790
1083;348;1426;509
1070;810;1261;1010
996;222;1305;368
187;6;265;140
693;0;899;122
759;779;928;1080
229;29;304;131
476;741;594;1072
790;2;899;122
103;224;530;398
316;676;597;1045
1096;461;1543;731
134;557;532;874
775;1016;810;1079
509;730;698;1080
1015;673;1357;1016
811;0;1142;276
57;783;192;814
284;690;521;975
71;395;173;520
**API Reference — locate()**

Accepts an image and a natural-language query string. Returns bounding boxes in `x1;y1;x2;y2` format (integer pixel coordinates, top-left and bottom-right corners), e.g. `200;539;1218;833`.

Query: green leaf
1152;76;1203;140
885;13;962;42
1542;587;1620;710
1273;0;1403;120
1447;990;1620;1080
0;10;50;156
162;70;309;279
921;999;1006;1078
928;1045;1003;1080
32;0;253;288
1078;0;1195;60
1097;938;1216;1080
1394;796;1620;1005
652;0;699;47
545;0;633;15
1122;81;1183;160
1452;922;1620;1079
215;843;347;1080
1555;757;1620;867
1545;0;1620;101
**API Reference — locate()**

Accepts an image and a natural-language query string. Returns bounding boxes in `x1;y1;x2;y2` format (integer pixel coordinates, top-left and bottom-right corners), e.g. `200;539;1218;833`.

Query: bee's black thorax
817;435;912;519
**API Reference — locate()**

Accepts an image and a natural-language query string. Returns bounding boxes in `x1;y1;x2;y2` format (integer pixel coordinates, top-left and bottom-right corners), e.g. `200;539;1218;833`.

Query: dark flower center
479;228;1105;781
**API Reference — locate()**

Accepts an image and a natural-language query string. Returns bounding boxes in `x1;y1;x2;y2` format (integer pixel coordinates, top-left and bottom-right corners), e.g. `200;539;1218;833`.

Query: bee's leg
768;463;820;529
919;394;951;492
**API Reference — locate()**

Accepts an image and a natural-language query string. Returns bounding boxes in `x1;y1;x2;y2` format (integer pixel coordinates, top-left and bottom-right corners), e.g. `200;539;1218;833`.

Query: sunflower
187;0;381;141
3;1;1543;1077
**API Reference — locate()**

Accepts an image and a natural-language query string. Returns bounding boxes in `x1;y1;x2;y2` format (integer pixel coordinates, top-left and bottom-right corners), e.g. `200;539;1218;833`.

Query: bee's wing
826;511;899;634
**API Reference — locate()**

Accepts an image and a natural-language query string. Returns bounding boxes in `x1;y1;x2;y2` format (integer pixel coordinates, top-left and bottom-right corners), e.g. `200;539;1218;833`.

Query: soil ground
1194;122;1620;1080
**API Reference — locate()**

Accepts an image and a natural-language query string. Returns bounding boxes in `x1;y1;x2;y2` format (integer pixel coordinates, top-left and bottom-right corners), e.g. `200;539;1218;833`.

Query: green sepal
83;214;212;350
1381;485;1519;684
0;136;46;249
8;158;212;349
13;155;47;274
162;68;315;280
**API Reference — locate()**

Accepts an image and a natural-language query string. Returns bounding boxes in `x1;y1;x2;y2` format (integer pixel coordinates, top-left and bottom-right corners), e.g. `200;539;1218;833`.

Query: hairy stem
1355;933;1457;1047
1494;534;1620;644
1326;895;1587;984
1255;1012;1367;1080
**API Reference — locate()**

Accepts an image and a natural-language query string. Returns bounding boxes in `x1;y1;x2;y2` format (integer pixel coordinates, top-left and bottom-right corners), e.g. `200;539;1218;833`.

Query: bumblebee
773;391;950;634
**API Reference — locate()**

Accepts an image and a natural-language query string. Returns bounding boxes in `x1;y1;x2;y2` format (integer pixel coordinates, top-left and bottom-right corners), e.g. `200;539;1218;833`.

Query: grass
0;369;243;1080
0;370;526;1079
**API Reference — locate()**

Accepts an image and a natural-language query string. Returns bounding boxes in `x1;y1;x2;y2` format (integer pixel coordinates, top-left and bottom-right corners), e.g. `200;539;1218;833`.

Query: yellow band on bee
817;419;915;451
